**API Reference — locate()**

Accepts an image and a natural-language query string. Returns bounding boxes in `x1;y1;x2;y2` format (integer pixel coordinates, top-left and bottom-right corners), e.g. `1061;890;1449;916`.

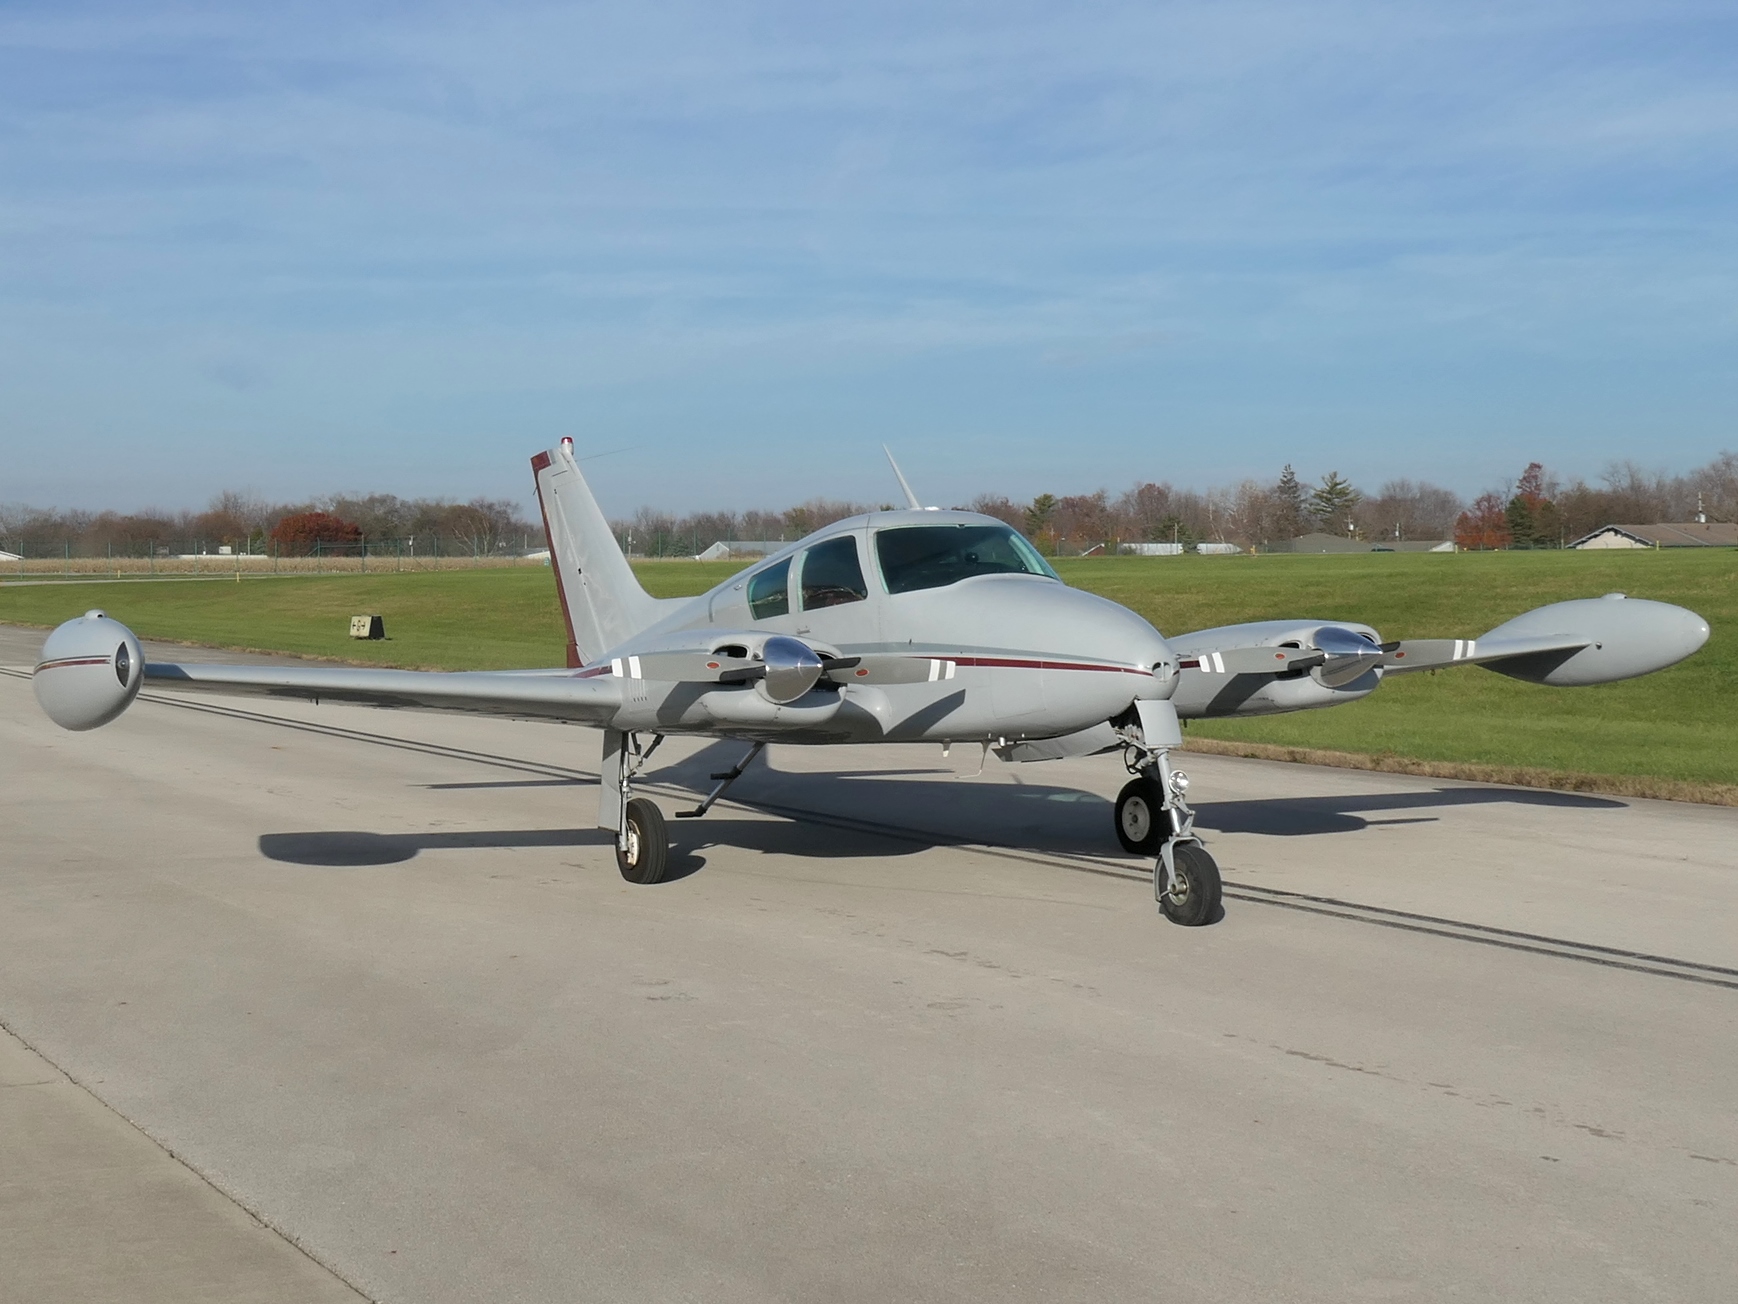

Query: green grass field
3;548;1732;787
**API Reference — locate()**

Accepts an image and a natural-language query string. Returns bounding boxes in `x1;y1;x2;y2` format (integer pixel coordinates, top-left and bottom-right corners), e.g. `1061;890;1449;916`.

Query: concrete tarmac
2;625;1736;1302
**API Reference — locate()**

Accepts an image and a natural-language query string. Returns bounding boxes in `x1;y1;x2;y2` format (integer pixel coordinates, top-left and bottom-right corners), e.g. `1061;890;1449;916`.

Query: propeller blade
1184;646;1322;675
608;646;955;690
824;653;957;685
1379;638;1462;673
1183;626;1382;686
613;650;759;682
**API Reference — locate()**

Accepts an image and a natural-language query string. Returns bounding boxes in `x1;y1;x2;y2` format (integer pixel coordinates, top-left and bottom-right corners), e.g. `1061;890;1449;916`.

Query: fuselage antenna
883;445;924;511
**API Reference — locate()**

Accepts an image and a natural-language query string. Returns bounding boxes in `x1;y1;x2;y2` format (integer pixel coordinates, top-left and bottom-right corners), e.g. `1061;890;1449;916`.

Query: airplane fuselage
594;509;1180;745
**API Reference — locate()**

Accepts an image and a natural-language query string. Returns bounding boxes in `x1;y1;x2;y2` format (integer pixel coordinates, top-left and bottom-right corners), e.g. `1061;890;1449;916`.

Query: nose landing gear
1115;702;1223;926
1157;839;1221;927
1114;775;1167;855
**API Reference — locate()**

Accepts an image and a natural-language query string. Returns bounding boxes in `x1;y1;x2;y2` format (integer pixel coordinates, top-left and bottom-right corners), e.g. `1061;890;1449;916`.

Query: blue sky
2;1;1734;514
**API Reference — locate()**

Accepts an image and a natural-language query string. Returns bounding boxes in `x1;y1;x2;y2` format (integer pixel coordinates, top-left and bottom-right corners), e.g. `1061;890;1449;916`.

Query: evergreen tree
1308;472;1363;535
1024;493;1057;541
1274;465;1307;538
1506;461;1563;548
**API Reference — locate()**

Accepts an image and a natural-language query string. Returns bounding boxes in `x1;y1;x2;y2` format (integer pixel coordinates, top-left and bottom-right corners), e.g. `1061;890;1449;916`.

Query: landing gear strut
602;732;765;885
1114;702;1222;926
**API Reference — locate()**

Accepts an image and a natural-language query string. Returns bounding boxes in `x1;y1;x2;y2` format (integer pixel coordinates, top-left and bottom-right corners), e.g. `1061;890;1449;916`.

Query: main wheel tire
1158;842;1221;927
1115;777;1167;855
616;798;671;884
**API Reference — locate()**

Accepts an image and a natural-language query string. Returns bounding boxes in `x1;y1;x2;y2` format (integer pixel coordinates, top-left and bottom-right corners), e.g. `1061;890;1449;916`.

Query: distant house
1119;541;1242;555
1279;533;1454;554
0;549;19;562
1568;522;1738;550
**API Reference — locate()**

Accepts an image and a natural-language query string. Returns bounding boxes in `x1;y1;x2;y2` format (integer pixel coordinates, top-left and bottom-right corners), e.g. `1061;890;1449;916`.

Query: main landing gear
1113;710;1222;926
601;730;763;885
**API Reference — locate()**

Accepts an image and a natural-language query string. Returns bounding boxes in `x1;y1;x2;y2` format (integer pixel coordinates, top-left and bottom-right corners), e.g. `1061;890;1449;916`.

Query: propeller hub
759;636;825;704
1312;625;1384;688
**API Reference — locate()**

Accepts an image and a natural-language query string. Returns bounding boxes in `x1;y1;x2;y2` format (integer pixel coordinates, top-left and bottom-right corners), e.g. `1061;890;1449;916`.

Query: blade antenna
883;445;924;510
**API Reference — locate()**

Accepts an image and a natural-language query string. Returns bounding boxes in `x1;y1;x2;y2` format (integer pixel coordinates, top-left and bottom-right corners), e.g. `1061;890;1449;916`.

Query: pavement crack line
0;1012;378;1302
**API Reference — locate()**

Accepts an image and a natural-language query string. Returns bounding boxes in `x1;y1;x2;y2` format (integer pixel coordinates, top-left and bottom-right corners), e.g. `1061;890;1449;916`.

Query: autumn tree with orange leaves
1453;493;1512;551
269;510;362;556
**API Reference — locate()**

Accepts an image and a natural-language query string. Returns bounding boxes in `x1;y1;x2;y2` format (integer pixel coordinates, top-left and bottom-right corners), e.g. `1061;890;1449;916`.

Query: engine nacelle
34;610;144;731
1168;619;1384;719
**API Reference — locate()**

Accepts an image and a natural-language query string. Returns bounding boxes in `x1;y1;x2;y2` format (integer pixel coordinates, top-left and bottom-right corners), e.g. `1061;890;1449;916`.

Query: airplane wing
143;662;623;725
1166;596;1709;720
1378;632;1590;675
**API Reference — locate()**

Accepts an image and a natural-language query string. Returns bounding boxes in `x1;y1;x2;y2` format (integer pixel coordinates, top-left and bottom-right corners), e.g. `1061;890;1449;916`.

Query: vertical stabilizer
532;440;662;667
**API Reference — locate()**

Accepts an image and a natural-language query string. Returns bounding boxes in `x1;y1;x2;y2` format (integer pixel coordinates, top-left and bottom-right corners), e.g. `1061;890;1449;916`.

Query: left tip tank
34;610;144;731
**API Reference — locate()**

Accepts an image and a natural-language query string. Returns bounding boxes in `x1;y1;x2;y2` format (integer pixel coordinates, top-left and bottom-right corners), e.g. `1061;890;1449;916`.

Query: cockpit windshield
874;524;1059;595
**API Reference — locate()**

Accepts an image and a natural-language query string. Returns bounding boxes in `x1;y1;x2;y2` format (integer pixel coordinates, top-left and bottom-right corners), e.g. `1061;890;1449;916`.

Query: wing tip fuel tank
34;610;144;731
1479;595;1710;686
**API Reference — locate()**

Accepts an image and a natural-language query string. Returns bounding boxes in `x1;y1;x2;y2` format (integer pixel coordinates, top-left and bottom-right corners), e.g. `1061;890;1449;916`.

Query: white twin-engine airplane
34;441;1711;925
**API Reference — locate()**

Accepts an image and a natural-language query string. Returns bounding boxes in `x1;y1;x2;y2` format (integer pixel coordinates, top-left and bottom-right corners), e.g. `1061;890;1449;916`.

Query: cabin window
747;559;791;620
800;536;868;610
874;524;1059;595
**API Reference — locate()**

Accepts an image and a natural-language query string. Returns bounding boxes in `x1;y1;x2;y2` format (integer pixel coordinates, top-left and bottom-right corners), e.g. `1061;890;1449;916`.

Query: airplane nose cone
884;574;1177;696
994;579;1178;695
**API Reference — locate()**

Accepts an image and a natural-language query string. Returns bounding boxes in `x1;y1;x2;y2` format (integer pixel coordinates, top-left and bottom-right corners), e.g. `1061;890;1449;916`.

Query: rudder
532;440;663;667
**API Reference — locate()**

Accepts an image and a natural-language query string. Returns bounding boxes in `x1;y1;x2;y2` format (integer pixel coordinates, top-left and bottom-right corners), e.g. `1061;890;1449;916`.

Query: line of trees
6;451;1733;560
0;492;538;559
1453;455;1738;550
613;450;1738;556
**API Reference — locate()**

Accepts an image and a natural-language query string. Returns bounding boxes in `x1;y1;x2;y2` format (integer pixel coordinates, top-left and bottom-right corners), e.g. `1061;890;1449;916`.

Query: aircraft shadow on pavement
254;821;893;879
1194;786;1624;837
257;747;1630;869
258;828;614;867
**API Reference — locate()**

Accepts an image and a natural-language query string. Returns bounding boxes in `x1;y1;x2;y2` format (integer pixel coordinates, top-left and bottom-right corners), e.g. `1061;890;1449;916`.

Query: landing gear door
1134;699;1183;750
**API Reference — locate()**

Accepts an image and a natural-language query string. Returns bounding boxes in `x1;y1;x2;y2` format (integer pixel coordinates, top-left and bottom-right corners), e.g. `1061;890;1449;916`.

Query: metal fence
0;538;550;579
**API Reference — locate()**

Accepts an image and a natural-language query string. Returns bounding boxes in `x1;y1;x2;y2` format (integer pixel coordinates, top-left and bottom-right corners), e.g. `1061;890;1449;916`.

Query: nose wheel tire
1159;842;1221;927
1115;777;1167;855
617;798;671;884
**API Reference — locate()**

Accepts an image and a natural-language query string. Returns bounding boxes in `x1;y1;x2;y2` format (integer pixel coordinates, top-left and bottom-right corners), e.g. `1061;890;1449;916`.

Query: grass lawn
3;548;1731;787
